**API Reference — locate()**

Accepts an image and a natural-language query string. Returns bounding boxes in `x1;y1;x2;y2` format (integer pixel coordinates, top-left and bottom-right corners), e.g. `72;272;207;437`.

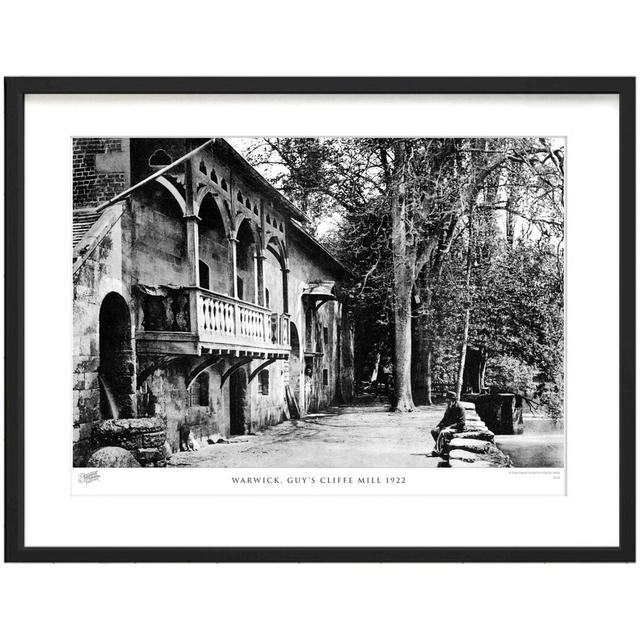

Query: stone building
73;138;354;466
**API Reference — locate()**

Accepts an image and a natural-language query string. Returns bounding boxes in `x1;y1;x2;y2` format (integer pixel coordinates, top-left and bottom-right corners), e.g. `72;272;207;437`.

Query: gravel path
168;397;450;468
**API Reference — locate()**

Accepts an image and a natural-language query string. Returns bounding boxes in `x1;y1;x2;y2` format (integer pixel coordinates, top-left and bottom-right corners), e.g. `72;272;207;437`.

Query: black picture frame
4;77;636;563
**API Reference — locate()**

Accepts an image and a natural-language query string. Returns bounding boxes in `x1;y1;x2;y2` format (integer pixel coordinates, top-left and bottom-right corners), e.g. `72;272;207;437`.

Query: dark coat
436;401;466;431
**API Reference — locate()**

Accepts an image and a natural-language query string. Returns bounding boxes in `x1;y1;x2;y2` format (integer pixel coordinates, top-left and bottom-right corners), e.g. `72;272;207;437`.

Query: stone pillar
253;253;260;305
185;218;200;287
229;237;239;298
281;267;290;314
184;159;199;287
256;251;266;307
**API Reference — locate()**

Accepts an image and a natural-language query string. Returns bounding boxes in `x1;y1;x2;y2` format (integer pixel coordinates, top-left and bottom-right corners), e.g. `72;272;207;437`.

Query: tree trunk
370;352;380;384
391;140;415;412
393;288;414;411
411;317;432;405
455;309;470;399
425;345;433;405
456;201;474;400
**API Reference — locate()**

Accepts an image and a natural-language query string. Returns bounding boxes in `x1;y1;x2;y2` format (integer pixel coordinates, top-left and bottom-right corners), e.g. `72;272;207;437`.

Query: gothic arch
196;189;231;236
265;235;289;313
99;292;134;419
234;215;262;250
266;234;288;270
154;176;187;215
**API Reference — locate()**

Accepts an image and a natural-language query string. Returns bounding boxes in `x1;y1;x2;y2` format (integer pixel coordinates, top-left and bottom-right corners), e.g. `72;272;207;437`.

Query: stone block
85;372;100;390
92;417;168;465
449;438;491;454
73;439;92;467
136;447;165;466
78;392;101;423
454;429;495;442
449;449;480;463
87;446;140;468
74;356;100;374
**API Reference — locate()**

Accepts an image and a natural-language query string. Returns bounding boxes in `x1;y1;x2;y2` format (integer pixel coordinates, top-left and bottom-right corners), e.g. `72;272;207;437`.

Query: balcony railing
136;285;290;355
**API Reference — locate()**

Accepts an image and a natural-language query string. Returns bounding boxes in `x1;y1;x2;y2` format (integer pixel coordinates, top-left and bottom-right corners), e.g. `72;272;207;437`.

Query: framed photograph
5;77;635;562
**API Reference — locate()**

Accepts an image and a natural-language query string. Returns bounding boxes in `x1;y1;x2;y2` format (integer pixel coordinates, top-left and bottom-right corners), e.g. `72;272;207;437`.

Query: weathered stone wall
286;233;353;414
73;202;133;465
141;357;287;449
143;361;229;450
246;360;288;432
264;249;285;313
198;222;231;294
132;188;190;288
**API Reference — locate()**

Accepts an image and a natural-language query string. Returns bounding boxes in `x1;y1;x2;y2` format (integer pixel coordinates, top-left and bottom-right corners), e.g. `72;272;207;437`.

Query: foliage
484;355;538;394
239;137;565;416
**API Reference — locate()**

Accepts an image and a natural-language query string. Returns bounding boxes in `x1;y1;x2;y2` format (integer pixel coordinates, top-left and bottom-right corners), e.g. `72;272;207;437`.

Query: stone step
449;438;492;454
449;449;481;463
451;429;495;442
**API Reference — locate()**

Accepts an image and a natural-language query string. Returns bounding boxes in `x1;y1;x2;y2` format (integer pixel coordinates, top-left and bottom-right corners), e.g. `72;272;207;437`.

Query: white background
1;2;638;640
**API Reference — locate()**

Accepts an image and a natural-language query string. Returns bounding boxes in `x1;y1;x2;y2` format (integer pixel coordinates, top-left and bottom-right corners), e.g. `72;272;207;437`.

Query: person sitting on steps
430;390;466;458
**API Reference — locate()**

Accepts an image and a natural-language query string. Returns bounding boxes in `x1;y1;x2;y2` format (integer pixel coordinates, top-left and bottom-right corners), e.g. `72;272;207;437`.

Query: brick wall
73;138;129;209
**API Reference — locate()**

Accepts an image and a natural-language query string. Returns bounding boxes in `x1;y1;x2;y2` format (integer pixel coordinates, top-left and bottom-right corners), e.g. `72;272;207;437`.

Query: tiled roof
73;208;102;248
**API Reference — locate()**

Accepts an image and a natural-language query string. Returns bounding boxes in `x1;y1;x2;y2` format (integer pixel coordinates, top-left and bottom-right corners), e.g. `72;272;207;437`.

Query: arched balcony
198;192;231;294
236;218;258;304
135;177;290;360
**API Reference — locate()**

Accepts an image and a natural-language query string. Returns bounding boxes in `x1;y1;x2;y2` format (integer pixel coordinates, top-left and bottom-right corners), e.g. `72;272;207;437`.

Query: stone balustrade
136;286;291;356
197;288;289;350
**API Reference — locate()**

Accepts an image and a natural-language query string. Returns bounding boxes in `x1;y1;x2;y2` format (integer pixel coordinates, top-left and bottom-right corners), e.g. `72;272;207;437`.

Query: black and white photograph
73;136;565;470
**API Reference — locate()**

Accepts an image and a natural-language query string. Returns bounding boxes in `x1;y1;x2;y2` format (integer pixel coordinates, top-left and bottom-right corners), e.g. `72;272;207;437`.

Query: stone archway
290;322;302;406
236;219;258;303
229;368;249;435
266;236;289;313
198;192;231;293
99;292;134;419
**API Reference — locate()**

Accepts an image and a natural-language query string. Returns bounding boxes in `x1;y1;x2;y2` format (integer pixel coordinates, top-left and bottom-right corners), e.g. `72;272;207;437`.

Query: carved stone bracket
220;356;254;388
248;358;277;383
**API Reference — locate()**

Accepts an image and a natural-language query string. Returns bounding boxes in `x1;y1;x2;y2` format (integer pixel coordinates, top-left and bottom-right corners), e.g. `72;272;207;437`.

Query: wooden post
184;158;200;287
229;237;239;298
282;266;289;314
253;253;260;305
256;251;266;307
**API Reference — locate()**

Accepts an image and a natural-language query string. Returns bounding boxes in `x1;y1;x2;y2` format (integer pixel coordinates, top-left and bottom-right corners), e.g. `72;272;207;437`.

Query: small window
149;148;172;167
322;369;329;386
236;277;244;300
210;168;218;183
237;191;243;202
221;178;228;191
199;160;207;175
246;198;251;209
266;214;271;225
258;370;270;395
189;373;209;407
253;204;259;215
265;288;270;308
323;326;329;344
199;260;210;290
